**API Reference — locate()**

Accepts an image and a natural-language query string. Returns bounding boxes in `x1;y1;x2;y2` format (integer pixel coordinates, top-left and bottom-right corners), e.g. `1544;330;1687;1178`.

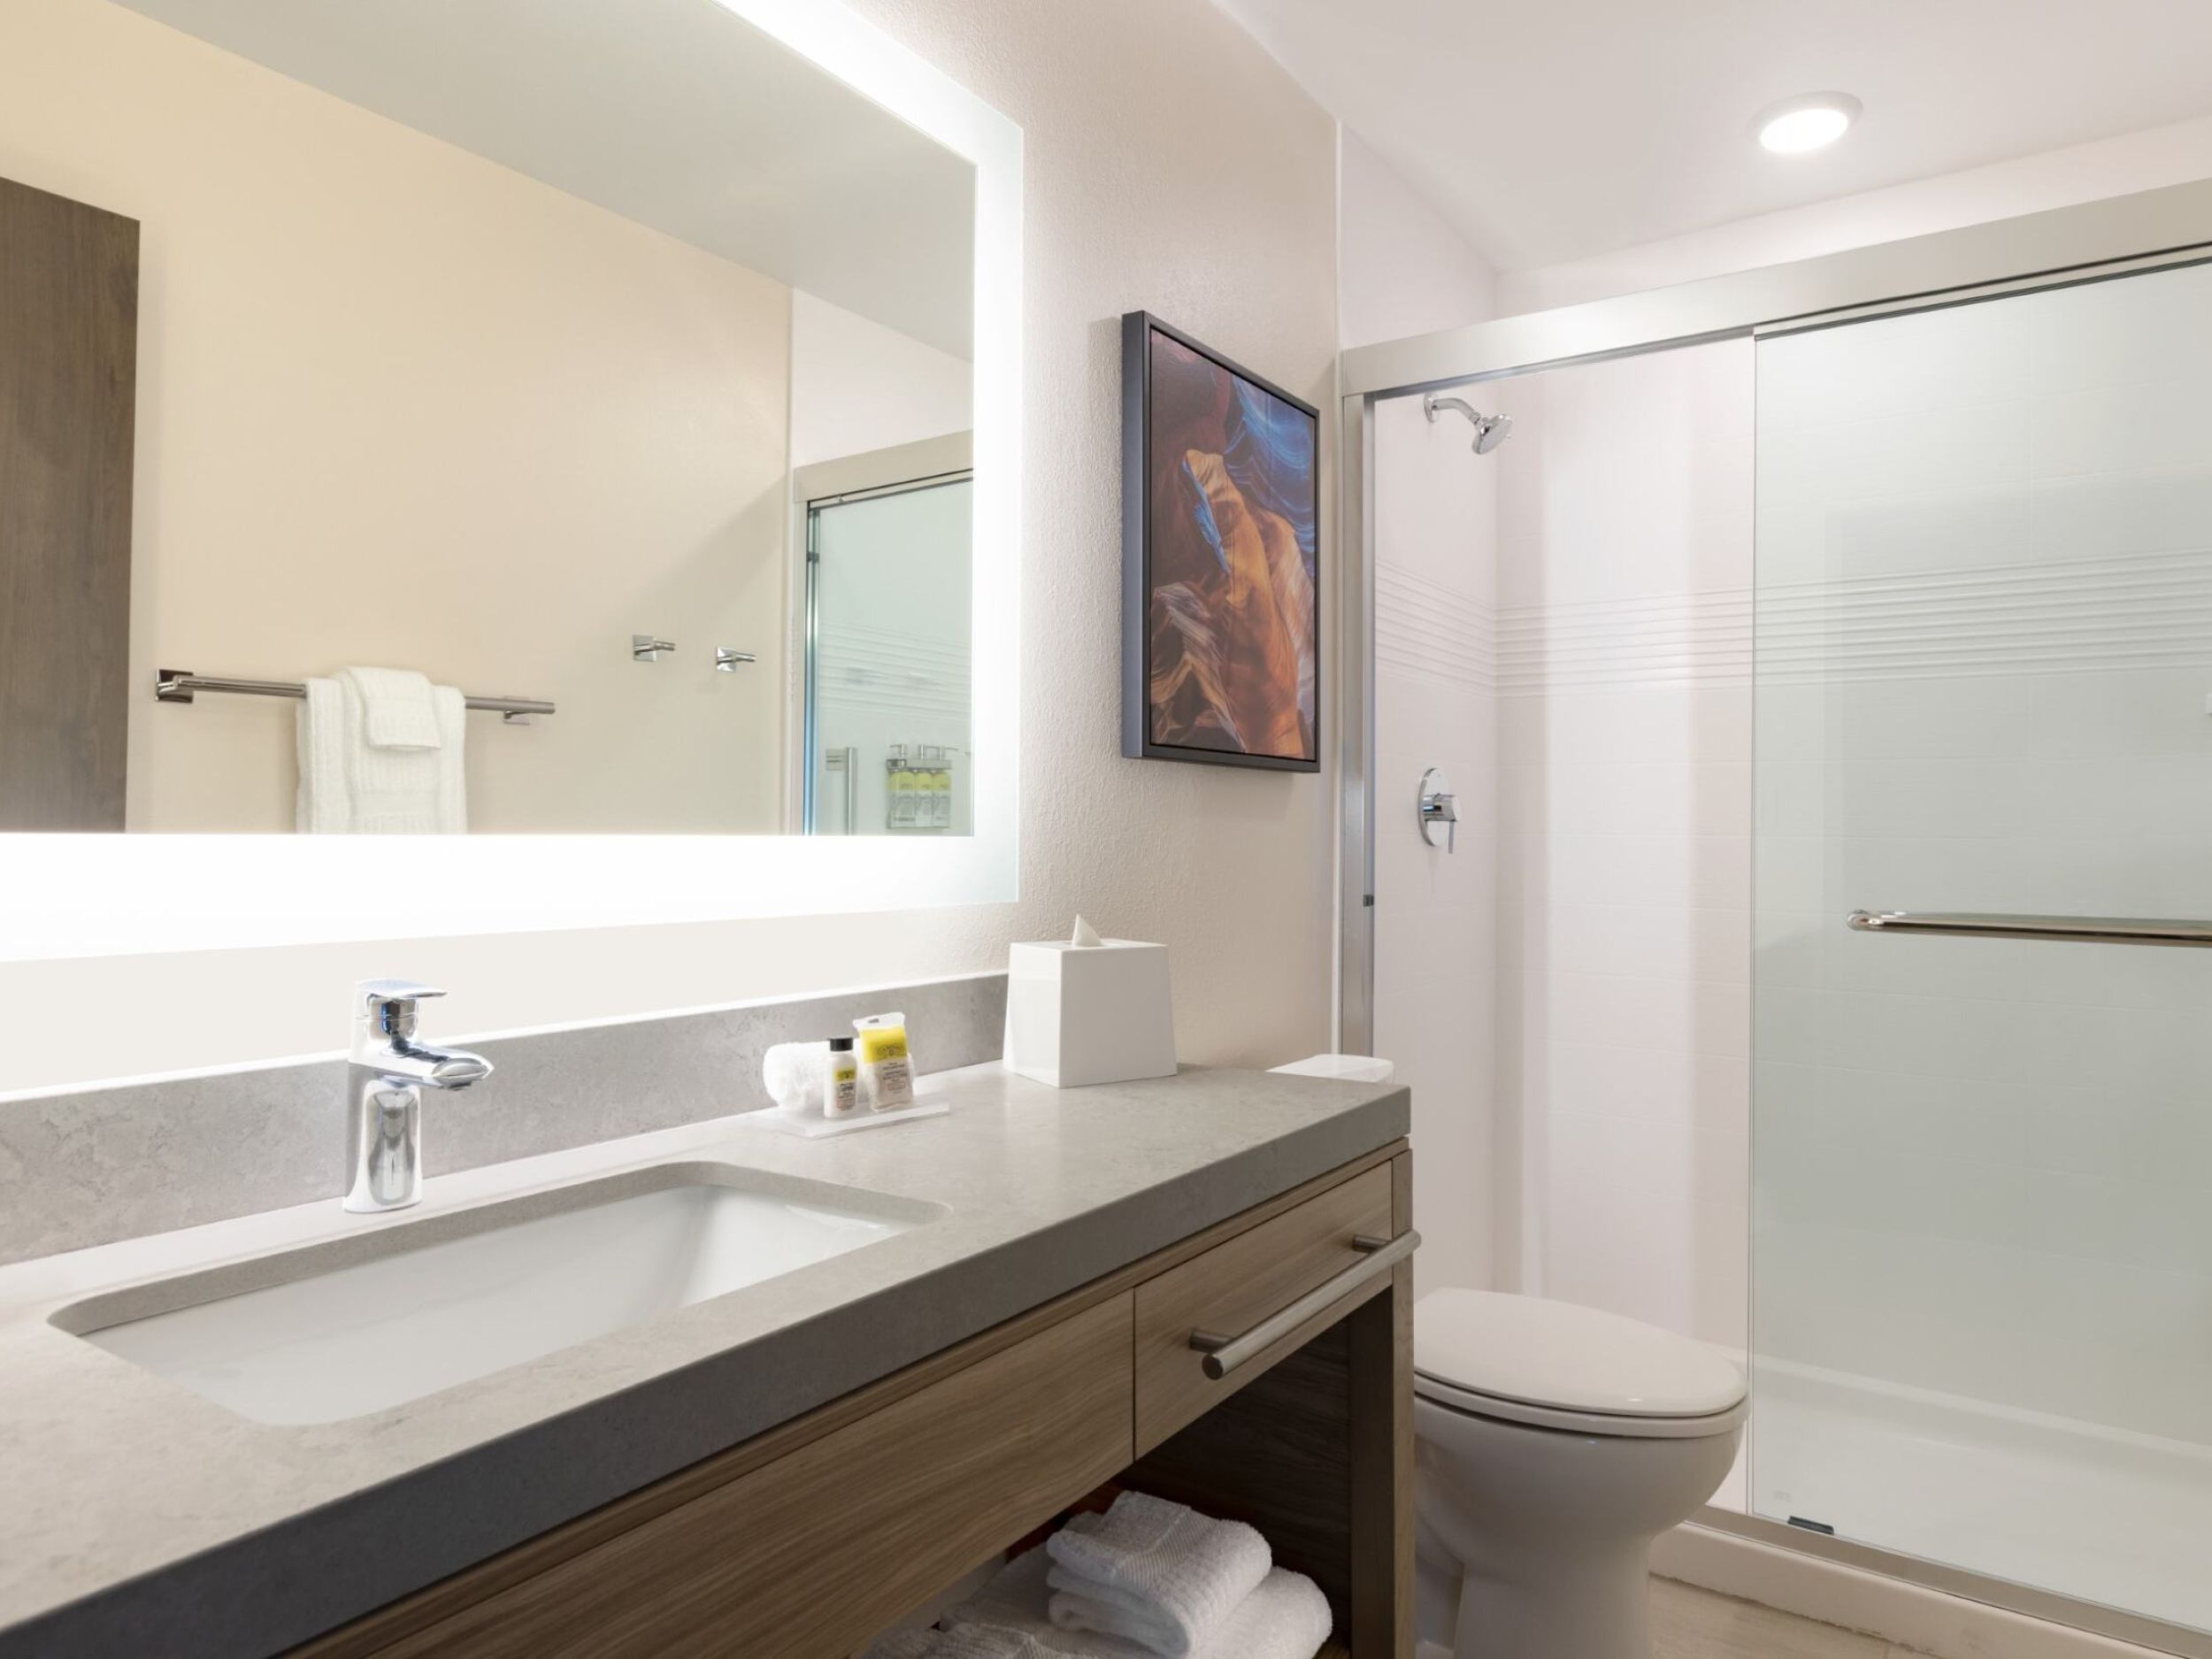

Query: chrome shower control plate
1418;766;1458;852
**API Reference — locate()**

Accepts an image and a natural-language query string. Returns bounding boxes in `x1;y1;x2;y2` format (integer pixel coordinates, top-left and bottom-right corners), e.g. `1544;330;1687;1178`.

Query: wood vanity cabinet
295;1143;1414;1659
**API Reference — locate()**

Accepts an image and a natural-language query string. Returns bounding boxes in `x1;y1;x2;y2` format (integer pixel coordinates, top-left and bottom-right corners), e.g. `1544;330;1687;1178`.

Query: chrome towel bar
156;670;554;726
1187;1228;1420;1380
1847;910;2212;948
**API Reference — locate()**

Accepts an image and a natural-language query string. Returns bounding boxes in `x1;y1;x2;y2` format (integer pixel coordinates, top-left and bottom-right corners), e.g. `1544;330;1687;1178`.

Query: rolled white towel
1203;1568;1333;1659
1043;1493;1271;1656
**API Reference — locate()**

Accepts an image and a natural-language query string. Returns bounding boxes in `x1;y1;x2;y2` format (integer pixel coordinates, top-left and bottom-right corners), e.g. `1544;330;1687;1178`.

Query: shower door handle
1847;910;2212;947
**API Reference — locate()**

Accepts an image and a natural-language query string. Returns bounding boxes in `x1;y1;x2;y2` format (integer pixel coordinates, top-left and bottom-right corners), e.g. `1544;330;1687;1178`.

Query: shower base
1725;1358;2211;1640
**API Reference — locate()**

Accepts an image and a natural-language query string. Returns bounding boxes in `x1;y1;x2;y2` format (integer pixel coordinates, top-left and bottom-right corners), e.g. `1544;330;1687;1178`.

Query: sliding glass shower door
1750;259;2212;1637
804;472;972;836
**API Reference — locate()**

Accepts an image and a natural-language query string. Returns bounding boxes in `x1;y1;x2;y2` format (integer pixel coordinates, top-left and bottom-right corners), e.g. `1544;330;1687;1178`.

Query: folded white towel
342;665;445;750
1043;1494;1272;1657
951;1545;1330;1659
297;672;466;833
944;1549;1135;1655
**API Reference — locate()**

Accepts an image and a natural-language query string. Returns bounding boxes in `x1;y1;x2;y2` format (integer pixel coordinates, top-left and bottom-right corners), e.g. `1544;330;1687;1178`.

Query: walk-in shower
1343;181;2212;1657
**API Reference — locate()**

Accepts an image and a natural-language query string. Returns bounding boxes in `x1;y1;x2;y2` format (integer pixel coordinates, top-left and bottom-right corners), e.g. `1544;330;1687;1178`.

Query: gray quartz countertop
0;1062;1408;1659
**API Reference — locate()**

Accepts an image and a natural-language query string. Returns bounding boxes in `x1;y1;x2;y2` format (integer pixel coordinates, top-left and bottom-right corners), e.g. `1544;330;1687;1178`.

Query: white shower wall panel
1493;341;1757;1349
1369;340;1757;1342
1372;390;1500;1295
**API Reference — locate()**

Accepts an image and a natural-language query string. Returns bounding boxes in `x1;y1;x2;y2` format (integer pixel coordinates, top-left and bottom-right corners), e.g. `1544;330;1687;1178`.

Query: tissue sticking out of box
1071;915;1103;948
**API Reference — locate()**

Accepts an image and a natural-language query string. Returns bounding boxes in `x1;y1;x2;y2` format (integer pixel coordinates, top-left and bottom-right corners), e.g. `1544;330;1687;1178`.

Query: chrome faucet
343;979;493;1214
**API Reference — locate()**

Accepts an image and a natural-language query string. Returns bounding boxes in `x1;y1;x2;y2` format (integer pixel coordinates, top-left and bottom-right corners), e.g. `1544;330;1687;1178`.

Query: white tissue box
1003;936;1176;1088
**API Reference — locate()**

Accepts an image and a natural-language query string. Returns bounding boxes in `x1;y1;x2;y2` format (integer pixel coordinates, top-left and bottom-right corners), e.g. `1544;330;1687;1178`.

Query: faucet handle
357;979;447;1036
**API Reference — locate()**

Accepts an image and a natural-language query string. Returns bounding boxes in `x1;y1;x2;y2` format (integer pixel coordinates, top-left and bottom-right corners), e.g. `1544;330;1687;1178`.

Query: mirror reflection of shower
1423;390;1513;454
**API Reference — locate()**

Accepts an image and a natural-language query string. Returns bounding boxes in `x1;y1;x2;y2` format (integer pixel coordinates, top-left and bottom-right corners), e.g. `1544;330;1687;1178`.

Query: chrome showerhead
1424;392;1513;455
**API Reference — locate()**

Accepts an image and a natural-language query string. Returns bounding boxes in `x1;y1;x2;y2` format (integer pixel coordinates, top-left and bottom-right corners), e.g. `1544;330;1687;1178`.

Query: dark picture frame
1121;311;1321;772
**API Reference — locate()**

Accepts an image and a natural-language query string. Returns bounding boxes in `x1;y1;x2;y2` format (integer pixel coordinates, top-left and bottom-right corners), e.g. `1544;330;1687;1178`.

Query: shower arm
1425;394;1484;425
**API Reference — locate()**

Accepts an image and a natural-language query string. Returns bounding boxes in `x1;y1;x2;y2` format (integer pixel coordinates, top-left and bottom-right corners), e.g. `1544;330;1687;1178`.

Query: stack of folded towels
869;1492;1332;1659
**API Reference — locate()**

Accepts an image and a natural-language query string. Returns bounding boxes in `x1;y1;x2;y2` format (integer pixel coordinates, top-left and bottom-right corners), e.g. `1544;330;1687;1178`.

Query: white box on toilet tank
1003;932;1176;1087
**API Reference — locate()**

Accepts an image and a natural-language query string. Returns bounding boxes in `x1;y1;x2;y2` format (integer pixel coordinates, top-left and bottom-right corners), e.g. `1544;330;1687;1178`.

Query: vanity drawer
325;1293;1135;1659
1133;1164;1396;1454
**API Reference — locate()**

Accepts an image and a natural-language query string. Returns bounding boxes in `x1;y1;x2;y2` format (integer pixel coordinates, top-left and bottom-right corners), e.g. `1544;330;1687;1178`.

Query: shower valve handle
1418;768;1457;854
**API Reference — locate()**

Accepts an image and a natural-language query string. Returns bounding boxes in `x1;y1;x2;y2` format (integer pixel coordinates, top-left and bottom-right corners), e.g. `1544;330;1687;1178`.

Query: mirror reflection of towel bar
1847;910;2212;948
155;670;554;726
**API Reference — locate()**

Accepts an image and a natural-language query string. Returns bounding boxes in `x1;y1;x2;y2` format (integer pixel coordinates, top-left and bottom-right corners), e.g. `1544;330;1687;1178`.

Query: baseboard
1653;1521;2180;1659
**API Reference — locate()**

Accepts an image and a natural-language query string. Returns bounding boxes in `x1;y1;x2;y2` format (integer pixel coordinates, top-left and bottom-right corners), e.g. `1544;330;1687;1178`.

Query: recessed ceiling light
1755;92;1862;155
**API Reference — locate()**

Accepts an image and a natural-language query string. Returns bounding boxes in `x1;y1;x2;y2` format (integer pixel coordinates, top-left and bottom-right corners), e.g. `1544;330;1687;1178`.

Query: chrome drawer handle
1187;1229;1421;1380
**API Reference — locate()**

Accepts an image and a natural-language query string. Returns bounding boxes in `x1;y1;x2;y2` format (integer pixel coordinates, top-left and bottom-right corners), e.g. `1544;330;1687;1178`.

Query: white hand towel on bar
297;670;466;834
1042;1493;1272;1656
949;1545;1332;1659
343;664;446;750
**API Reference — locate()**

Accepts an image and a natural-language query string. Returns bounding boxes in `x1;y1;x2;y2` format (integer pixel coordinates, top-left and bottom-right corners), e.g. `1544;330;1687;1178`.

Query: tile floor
1653;1577;1935;1659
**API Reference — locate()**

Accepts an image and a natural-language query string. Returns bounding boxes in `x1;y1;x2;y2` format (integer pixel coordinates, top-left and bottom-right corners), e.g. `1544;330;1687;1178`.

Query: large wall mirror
0;0;1019;956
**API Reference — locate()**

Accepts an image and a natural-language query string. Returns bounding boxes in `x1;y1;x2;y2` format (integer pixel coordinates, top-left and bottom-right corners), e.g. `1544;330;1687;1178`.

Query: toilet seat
1415;1290;1747;1440
1415;1369;1747;1438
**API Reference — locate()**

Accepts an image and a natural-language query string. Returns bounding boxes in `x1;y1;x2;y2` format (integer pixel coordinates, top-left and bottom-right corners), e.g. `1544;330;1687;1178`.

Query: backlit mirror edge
0;0;1023;963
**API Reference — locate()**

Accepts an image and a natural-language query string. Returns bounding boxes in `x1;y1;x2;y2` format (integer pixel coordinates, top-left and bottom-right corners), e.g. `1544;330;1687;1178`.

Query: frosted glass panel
1752;262;2212;1634
809;478;973;835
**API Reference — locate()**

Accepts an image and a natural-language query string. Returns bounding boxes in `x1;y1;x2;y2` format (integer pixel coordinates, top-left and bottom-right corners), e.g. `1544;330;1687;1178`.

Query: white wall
789;289;973;468
1352;127;1501;1293
1339;127;1495;349
1753;264;2212;1442
0;0;1340;1091
1500;111;2212;315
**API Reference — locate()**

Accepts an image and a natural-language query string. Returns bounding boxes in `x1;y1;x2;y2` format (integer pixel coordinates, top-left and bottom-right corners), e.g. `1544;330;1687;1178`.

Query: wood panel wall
0;173;139;829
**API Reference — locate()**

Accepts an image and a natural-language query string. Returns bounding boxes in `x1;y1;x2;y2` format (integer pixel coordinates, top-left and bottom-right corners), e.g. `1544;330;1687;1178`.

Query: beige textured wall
0;0;792;837
0;0;1340;1091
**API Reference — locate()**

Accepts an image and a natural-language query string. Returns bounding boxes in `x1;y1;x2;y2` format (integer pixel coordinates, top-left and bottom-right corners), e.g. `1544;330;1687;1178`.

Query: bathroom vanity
0;1064;1413;1658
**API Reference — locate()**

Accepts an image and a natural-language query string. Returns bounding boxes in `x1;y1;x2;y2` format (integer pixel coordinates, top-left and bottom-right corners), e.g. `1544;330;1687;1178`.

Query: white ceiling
1215;0;2212;273
117;0;976;356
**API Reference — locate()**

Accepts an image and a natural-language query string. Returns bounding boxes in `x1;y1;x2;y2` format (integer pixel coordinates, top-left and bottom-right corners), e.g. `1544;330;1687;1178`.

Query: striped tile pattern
1377;559;1496;692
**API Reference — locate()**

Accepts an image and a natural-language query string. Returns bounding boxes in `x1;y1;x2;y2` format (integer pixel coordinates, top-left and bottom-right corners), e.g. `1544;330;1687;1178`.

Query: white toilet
1412;1289;1747;1659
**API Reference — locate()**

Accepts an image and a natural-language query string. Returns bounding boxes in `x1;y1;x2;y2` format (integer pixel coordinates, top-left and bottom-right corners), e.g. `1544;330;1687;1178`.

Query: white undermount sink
59;1166;939;1425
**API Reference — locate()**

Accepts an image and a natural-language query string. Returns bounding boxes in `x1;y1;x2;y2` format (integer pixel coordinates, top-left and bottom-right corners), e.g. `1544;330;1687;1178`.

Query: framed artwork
1121;311;1320;771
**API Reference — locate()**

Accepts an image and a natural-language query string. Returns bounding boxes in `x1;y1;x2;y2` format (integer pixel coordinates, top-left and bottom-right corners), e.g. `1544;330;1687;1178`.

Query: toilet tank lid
1414;1290;1746;1418
1268;1053;1395;1082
